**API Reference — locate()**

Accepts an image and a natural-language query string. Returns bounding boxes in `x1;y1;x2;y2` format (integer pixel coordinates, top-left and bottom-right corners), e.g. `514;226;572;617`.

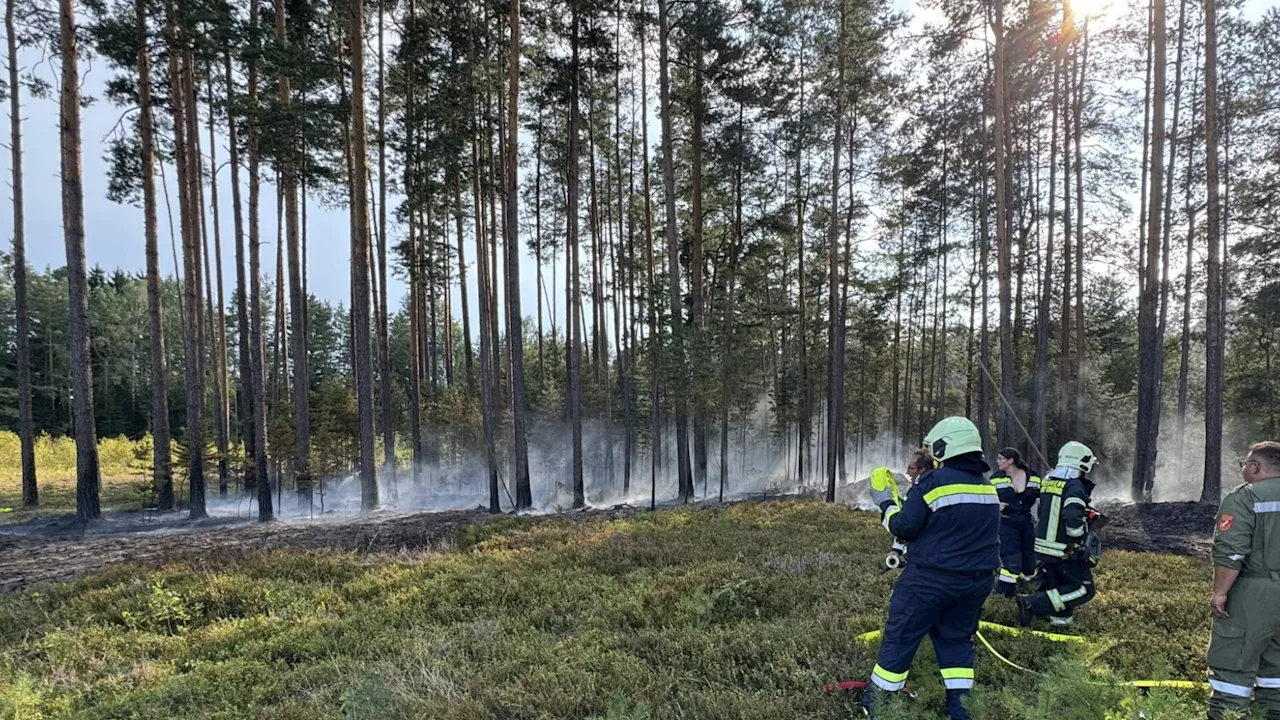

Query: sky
4;0;1274;344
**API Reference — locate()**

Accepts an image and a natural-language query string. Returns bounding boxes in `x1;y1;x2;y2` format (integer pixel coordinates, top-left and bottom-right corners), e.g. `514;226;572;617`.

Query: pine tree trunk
569;0;586;508
1073;31;1087;436
534;116;546;392
206;77;231;499
224;45;254;504
825;0;845;502
639;15;659;509
1200;0;1223;503
246;0;272;519
1032;33;1062;460
141;12;172;511
659;0;691;502
1152;0;1189;499
690;48;708;496
507;0;532;509
1059;35;1073;440
474;128;501;510
453;175;475;393
1176;47;1201;466
164;0;205;519
796;39;810;487
348;0;377;511
1136;0;1167;503
993;0;1015;450
377;0;395;497
275;0;311;508
9;0;38;509
1137;0;1154;299
61;0;101;519
720;105;746;502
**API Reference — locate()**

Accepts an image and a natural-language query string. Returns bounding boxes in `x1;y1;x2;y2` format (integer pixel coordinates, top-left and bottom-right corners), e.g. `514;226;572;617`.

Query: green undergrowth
0;500;1236;719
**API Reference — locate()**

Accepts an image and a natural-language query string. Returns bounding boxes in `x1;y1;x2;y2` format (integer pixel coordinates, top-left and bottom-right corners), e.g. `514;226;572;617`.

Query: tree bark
275;0;310;508
246;0;272;520
164;0;205;519
9;0;36;508
507;0;532;509
690;41;708;495
224;45;254;505
993;0;1015;450
61;0;101;519
140;9;172;511
1032;27;1063;460
349;0;377;511
659;0;692;502
639;15;659;509
377;0;395;498
1073;28;1087;438
826;0;845;502
206;76;231;499
1201;0;1223;504
569;0;586;508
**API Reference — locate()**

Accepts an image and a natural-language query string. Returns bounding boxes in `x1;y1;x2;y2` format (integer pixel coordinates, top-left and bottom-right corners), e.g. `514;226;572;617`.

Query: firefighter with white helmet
861;416;1001;719
1018;440;1099;628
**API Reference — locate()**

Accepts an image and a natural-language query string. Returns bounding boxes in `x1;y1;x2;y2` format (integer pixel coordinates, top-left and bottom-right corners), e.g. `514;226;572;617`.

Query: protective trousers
864;565;993;720
997;515;1037;597
1022;560;1095;626
1208;575;1280;720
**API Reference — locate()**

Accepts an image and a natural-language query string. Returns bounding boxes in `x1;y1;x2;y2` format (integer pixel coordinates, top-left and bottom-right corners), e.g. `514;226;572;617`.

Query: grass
0;500;1241;719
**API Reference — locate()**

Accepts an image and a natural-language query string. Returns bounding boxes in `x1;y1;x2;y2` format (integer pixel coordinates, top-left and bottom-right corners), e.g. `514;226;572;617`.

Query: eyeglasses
1241;459;1259;469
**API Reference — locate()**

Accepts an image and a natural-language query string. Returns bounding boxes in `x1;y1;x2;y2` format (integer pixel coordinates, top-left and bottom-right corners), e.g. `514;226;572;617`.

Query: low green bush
0;500;1232;719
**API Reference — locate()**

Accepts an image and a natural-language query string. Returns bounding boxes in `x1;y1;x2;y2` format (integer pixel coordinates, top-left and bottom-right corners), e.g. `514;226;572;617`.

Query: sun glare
1070;0;1112;20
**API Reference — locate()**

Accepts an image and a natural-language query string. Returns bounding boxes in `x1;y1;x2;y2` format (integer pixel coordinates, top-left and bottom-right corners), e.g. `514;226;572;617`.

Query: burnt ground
1094;501;1217;559
0;498;1217;595
0;501;673;594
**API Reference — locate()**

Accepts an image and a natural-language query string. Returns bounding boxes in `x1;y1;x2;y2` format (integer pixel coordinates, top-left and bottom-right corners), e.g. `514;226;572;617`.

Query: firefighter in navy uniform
992;447;1042;597
1017;441;1098;628
862;417;1002;720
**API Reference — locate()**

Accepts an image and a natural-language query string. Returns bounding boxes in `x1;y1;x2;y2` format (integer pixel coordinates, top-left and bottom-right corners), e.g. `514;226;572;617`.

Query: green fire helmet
1057;441;1097;473
923;417;983;461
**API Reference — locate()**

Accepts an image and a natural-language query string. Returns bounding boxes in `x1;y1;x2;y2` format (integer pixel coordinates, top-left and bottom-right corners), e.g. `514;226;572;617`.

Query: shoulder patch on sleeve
1219;514;1235;532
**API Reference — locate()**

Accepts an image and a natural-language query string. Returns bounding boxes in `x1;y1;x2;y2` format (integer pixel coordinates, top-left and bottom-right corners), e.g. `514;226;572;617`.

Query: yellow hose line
978;621;1089;644
976;631;1041;674
974;632;1211;692
1121;680;1212;690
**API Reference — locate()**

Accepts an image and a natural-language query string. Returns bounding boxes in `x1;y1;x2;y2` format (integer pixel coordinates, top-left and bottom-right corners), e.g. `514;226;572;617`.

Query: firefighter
992;447;1041;597
1017;441;1097;628
1206;441;1280;720
862;417;1002;720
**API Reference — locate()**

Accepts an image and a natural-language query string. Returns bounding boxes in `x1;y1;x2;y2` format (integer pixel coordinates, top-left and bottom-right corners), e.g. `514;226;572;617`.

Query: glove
869;467;900;511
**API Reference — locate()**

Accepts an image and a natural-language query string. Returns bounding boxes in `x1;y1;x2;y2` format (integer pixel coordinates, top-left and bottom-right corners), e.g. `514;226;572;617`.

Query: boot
1016;596;1035;627
945;689;973;720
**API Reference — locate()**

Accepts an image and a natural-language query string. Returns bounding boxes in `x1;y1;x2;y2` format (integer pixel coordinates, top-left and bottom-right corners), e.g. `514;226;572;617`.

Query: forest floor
0;498;1236;719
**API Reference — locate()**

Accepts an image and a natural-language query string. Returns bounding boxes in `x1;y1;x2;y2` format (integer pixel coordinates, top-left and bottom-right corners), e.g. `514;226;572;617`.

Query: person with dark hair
991;447;1041;597
1206;440;1280;719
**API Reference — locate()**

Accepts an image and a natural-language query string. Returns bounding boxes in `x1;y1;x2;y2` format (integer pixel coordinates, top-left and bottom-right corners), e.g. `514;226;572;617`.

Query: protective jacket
992;470;1041;517
1207;477;1280;719
881;452;1001;574
1034;467;1094;563
1213;478;1280;574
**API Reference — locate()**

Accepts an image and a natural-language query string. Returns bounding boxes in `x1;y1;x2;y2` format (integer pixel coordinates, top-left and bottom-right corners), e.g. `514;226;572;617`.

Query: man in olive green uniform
1208;441;1280;719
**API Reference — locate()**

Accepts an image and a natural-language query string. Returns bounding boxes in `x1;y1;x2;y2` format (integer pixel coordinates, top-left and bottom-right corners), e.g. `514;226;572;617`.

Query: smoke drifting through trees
3;0;1279;517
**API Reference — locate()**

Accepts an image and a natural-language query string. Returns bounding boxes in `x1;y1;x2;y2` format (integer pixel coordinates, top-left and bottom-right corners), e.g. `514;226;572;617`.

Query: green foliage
0;501;1223;718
